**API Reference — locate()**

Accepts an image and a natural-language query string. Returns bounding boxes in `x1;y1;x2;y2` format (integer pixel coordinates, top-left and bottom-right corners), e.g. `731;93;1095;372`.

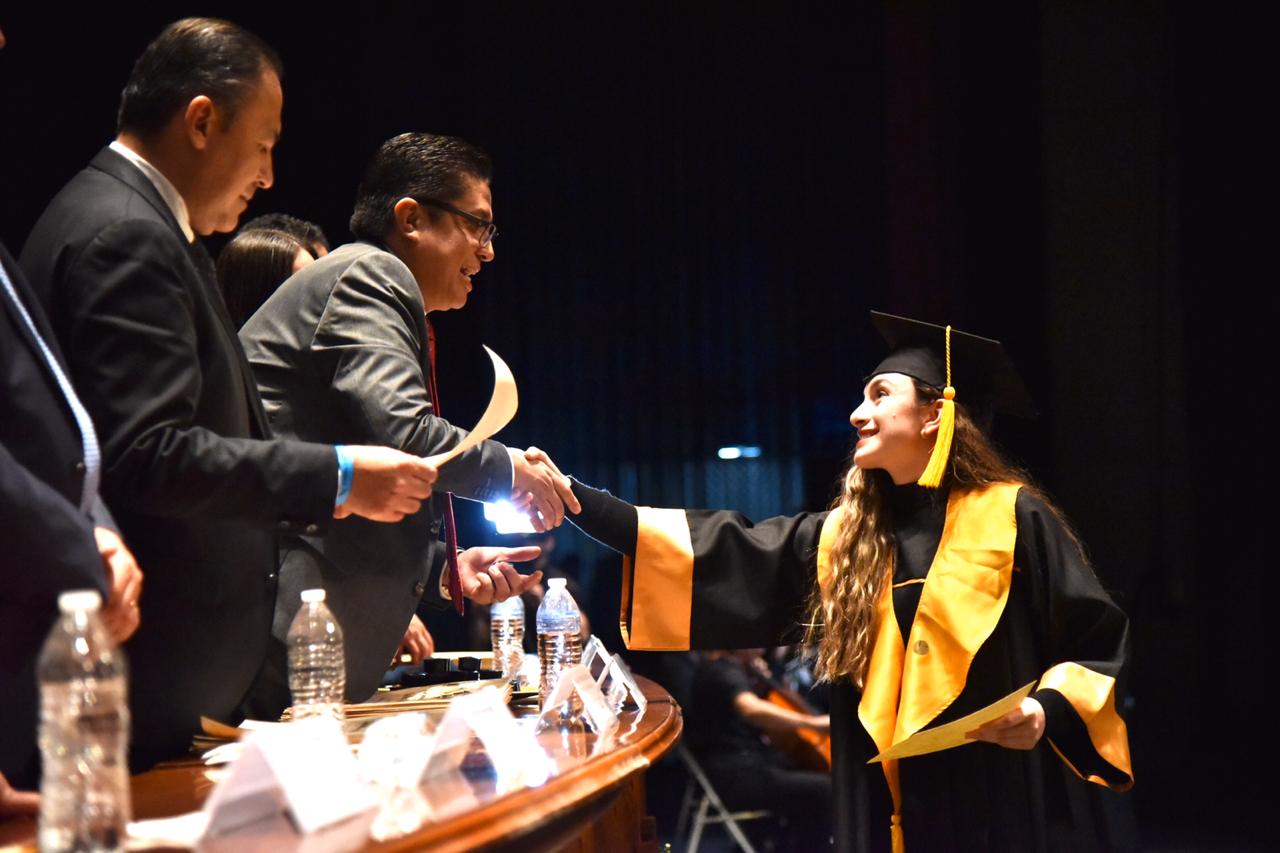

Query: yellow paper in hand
425;345;519;468
868;681;1036;763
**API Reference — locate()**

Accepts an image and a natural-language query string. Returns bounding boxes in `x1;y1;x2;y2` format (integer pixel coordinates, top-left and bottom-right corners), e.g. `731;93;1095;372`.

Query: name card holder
202;717;376;839
581;634;605;674
538;663;619;734
424;684;550;789
604;655;647;715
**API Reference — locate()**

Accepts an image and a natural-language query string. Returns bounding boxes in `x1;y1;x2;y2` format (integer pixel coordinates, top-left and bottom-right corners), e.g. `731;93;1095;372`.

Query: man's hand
392;613;435;664
966;697;1046;750
94;527;142;644
336;446;437;522
454;546;543;605
508;447;581;532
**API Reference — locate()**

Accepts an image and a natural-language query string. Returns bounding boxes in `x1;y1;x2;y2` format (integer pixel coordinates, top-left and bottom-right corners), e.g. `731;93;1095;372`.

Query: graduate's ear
920;397;945;438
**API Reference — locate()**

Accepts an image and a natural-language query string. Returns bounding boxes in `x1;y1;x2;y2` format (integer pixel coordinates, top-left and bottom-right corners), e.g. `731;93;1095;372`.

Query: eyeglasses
417;197;498;248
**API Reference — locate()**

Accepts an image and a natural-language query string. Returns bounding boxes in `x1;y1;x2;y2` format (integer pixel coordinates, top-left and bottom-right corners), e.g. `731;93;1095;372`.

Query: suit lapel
88;147;186;238
186;239;272;439
90;148;273;439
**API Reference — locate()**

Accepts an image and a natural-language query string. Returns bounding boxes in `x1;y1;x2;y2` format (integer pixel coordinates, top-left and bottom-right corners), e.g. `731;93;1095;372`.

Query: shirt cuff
334;445;355;506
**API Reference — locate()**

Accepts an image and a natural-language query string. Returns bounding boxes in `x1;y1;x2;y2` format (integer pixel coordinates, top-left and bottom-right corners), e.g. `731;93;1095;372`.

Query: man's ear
392;197;427;240
920;397;945;438
184;95;216;150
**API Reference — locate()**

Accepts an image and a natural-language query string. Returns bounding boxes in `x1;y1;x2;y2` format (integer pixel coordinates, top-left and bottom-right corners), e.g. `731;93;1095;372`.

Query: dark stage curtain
2;5;1265;846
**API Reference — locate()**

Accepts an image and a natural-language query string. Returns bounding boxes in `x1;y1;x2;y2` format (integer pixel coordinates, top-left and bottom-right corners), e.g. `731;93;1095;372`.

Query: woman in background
216;228;313;329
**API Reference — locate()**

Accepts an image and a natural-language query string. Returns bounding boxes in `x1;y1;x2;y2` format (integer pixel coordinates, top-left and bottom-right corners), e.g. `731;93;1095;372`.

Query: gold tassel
917;325;956;489
917;386;955;487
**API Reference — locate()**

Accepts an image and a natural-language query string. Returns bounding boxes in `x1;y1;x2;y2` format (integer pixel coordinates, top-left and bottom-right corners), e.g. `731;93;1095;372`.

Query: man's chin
192;215;240;237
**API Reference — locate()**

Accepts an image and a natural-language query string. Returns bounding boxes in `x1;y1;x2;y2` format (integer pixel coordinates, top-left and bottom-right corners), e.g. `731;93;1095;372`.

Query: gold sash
817;483;1021;852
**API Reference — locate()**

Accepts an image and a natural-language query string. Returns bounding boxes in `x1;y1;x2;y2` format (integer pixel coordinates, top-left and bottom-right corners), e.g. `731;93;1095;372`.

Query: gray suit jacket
239;242;513;707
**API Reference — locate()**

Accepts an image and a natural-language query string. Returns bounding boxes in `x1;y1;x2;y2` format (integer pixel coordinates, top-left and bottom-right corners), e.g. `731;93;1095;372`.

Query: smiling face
403;175;495;312
849;372;941;484
187;69;282;235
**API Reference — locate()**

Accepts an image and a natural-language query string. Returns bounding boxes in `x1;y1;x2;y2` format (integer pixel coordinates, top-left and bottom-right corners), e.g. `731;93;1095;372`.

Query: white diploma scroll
868;681;1037;763
425;345;519;468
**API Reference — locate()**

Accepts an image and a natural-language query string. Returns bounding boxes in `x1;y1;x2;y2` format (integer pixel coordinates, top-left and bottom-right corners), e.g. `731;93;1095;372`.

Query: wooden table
2;677;681;852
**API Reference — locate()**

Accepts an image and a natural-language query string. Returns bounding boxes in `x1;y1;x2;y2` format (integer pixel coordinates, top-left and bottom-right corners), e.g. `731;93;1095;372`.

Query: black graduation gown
570;480;1133;853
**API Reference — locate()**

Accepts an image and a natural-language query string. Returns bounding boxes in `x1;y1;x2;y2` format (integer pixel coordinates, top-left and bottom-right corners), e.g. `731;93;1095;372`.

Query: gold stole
816;483;1021;853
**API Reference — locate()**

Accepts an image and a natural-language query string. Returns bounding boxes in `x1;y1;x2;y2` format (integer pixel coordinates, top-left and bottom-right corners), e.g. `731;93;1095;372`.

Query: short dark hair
241;213;330;254
117;17;283;136
349;133;492;244
216;228;308;329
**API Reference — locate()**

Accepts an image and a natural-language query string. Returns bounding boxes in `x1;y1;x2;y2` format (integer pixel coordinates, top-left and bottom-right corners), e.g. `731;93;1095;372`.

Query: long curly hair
802;380;1051;686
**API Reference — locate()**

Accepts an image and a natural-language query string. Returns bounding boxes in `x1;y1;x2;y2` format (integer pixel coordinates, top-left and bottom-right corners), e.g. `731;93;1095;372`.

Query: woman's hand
966;697;1045;750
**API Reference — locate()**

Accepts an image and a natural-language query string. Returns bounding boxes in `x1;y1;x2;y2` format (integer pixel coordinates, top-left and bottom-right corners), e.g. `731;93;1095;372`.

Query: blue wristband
335;445;355;506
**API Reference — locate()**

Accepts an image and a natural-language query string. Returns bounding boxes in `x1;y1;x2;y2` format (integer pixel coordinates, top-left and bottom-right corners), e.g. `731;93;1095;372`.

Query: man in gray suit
239;133;579;710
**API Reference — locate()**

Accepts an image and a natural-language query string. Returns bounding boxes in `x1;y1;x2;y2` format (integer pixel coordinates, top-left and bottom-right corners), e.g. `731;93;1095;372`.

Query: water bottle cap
300;588;327;603
491;595;521;615
548;578;567;589
58;589;102;612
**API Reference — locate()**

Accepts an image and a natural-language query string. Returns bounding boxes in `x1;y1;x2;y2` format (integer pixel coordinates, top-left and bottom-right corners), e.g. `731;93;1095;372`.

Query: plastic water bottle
37;589;131;853
536;578;582;716
490;595;526;685
287;588;346;721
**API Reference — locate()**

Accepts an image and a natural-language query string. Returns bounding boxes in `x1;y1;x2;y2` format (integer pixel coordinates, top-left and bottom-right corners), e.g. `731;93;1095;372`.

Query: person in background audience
217;227;314;328
240;211;329;258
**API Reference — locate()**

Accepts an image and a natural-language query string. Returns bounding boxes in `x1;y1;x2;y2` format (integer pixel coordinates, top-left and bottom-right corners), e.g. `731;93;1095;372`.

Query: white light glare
483;500;536;535
716;445;762;460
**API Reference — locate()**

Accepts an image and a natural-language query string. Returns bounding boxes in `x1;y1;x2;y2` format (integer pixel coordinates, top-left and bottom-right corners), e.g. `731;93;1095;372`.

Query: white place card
202;717;376;839
424;684;549;788
606;655;647;715
357;712;434;789
538;663;619;734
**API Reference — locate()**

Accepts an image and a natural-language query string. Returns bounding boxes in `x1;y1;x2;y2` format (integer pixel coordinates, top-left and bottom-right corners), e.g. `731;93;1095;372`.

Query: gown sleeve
570;478;827;650
1017;491;1134;791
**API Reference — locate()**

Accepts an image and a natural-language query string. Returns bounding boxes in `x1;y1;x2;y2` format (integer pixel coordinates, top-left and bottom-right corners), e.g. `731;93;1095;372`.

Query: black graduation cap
868;311;1038;420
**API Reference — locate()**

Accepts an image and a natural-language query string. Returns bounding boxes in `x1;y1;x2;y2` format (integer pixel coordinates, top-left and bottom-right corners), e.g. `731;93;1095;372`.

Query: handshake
334;445;579;531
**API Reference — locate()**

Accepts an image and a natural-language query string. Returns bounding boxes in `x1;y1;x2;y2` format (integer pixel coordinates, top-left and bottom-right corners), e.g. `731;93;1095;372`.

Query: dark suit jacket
19;147;339;766
0;242;106;787
238;242;512;707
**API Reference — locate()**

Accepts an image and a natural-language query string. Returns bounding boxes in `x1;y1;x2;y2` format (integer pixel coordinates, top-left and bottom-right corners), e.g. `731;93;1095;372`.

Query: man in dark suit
1;241;143;789
1;23;143;794
239;133;581;708
19;18;437;767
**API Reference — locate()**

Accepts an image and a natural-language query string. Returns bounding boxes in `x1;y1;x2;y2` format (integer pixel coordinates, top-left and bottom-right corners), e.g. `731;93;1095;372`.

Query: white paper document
425;345;518;467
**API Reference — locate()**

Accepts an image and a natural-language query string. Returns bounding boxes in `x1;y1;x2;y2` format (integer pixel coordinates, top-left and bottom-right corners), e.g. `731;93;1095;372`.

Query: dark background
0;3;1265;848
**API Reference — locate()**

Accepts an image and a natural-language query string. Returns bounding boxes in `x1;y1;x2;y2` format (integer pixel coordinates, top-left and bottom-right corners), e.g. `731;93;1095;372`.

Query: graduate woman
562;313;1133;853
